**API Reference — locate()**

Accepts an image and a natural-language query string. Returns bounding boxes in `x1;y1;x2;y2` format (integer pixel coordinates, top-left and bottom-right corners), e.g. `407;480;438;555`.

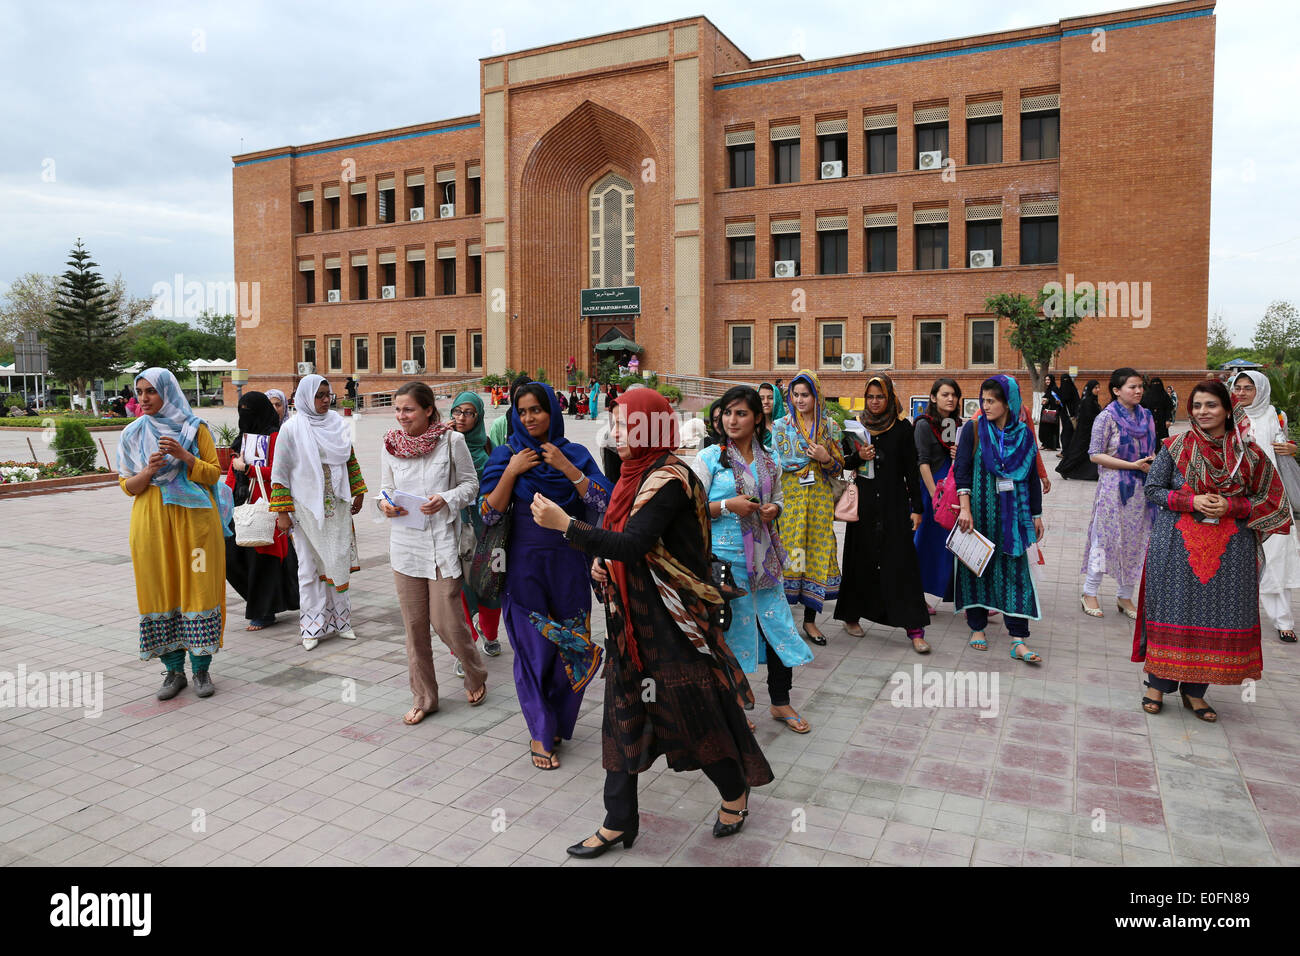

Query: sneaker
453;660;465;678
482;639;502;657
302;636;319;651
193;670;215;698
335;628;358;641
156;670;187;701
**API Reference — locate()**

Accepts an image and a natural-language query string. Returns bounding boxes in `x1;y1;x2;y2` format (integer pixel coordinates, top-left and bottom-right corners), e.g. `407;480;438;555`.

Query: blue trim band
714;9;1211;90
234;122;482;167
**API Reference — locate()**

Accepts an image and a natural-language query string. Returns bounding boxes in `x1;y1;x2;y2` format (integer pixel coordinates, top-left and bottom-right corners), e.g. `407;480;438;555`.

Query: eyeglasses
450;407;477;419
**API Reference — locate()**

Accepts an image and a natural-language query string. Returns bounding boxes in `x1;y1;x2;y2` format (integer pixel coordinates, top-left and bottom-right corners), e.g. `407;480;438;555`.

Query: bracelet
570;473;586;485
719;498;729;516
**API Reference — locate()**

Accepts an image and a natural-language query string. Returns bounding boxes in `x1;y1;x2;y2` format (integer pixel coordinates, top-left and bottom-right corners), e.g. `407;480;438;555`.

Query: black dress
1056;397;1100;481
833;423;930;631
1038;394;1062;450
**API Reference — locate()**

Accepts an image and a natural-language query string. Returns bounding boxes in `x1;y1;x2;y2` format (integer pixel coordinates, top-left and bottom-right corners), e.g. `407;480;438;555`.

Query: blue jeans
965;607;1030;639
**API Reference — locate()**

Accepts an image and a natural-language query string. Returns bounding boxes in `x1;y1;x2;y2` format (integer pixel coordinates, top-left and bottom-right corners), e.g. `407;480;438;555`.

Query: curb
0;472;120;498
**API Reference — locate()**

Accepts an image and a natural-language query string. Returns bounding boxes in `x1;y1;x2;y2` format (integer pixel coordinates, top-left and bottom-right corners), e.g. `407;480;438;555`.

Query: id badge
799;471;816;486
996;478;1014;494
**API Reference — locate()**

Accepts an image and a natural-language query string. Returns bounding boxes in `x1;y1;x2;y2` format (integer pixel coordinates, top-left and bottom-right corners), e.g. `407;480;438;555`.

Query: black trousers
603;760;747;831
1145;675;1209;697
765;635;792;707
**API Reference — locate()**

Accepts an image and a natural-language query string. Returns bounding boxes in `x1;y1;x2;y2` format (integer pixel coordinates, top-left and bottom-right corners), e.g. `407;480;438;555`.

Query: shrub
1;393;22;409
213;422;239;447
656;384;683;404
55;395;72;410
480;373;506;389
596;357;620;385
535;367;548;383
822;400;849;426
53;419;96;471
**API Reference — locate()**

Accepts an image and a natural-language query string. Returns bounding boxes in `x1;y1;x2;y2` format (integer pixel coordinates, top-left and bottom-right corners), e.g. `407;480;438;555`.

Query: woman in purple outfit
1080;367;1156;619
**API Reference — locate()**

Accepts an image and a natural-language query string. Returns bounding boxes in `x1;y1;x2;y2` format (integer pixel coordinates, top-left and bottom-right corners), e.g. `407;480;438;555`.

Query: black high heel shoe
713;788;750;839
566;825;638;859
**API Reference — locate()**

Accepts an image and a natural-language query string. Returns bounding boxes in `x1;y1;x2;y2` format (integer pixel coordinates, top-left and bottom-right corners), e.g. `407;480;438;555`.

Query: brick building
231;0;1215;407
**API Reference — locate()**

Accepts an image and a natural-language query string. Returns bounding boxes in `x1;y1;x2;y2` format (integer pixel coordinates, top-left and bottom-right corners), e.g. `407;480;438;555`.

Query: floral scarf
975;375;1038;556
724;439;786;590
1106;400;1155;506
384;420;454;459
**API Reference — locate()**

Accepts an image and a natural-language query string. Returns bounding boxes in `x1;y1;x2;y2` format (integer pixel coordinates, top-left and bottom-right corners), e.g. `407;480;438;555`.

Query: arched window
589;172;634;288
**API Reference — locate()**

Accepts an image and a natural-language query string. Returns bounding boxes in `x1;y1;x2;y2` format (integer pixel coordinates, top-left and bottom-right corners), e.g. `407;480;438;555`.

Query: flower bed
0;416;132;430
0;460;111;484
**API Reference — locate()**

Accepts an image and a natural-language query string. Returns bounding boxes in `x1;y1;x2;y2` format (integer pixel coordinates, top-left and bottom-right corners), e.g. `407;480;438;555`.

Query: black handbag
468;506;511;603
709;556;747;632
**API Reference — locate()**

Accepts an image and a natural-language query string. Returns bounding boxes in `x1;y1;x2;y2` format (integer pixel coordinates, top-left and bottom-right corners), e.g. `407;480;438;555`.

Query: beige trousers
393;570;487;712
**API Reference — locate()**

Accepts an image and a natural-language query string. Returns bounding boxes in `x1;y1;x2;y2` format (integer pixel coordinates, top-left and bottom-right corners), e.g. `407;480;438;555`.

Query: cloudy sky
1;0;1294;344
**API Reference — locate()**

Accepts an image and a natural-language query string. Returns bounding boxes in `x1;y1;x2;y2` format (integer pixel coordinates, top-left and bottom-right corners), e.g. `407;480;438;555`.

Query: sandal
1181;694;1217;722
467;684;487;707
1116;601;1138;621
969;632;988;651
528;743;559;770
403;707;428;726
1080;595;1104;618
910;636;931;655
772;709;811;734
1141;681;1163;714
1280;630;1298;644
843;622;865;638
802;624;827;647
1009;639;1042;664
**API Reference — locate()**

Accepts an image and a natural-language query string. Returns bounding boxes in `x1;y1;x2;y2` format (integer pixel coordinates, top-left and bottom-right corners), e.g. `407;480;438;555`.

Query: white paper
242;433;269;466
843;420;874;478
378;490;430;530
945;524;996;577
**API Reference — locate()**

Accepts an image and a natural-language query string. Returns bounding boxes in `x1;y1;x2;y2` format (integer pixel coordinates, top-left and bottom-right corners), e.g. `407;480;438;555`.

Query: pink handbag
933;468;960;530
833;477;859;522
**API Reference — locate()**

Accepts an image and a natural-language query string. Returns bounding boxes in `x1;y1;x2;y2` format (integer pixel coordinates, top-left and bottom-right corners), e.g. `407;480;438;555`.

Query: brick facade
231;0;1215;406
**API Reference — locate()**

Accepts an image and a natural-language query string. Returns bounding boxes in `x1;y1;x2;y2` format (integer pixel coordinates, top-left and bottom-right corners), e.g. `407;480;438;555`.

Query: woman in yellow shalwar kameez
118;368;233;700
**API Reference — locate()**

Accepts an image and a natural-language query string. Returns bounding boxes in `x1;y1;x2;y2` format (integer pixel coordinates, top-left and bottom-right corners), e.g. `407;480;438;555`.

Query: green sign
580;286;640;316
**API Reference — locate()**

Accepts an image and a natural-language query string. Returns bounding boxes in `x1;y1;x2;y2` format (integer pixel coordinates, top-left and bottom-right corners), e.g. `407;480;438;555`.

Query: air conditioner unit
774;260;797;278
439;204;455;219
297;362;315;376
821;161;843;179
841;353;864;372
381;285;396;298
401;359;421;374
918;150;943;170
969;249;994;268
326;289;341;302
409;206;424;221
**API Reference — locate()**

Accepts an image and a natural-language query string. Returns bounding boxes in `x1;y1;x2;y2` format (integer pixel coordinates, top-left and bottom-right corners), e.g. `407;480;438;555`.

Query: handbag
233;464;277;548
1276;451;1300;518
833;477;859;522
446;445;480;579
469;505;511;603
934;426;977;531
1040;409;1059;425
828;473;850;503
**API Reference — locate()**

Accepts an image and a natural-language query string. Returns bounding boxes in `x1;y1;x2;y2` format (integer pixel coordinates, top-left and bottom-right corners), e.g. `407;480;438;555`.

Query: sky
0;0;1295;347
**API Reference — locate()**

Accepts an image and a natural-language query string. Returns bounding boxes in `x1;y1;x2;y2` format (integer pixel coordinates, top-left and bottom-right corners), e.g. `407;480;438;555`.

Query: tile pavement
1;405;1298;866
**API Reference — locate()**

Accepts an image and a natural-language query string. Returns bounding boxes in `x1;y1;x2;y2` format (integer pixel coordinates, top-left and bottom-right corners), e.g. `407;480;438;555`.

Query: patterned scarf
860;373;903;436
724;439;786;589
975;375;1038;557
384;420;453;459
1107;399;1156;506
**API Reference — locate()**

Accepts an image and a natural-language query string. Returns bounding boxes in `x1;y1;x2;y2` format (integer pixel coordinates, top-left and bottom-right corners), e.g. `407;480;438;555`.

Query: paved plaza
1;403;1298;867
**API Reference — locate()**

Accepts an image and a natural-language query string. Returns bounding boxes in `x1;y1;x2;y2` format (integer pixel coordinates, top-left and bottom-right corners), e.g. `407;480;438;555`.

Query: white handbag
233;463;277;548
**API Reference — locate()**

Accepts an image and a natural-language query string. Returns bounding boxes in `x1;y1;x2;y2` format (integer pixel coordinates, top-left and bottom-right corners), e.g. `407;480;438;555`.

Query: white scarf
270;375;353;522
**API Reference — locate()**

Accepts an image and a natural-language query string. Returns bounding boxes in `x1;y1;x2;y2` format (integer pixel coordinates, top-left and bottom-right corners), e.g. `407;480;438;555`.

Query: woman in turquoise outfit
691;385;814;734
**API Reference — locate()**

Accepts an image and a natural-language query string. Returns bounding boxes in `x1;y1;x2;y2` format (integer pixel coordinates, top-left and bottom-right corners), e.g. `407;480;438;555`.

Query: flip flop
467;684;487;707
403;707;427;726
773;711;811;734
528;744;559;770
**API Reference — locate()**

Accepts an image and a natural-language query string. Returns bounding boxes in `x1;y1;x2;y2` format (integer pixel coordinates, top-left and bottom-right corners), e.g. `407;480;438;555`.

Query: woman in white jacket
378;382;488;723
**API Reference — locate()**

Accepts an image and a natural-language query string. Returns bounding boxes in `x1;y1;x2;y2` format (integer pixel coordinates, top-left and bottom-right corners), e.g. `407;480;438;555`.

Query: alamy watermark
889;663;999;718
0;665;103;718
1041;273;1152;329
151;273;261;327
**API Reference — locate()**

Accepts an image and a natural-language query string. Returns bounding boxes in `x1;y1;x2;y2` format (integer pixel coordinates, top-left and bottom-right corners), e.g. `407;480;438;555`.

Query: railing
359;376;484;410
655;372;749;400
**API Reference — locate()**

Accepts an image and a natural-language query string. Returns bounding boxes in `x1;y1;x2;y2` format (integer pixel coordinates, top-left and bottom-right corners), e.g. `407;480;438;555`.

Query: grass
0;416;132;429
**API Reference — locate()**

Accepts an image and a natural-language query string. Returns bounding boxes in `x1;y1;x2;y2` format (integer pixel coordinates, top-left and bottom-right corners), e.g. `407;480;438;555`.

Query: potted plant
339;397;355;417
213;423;239;470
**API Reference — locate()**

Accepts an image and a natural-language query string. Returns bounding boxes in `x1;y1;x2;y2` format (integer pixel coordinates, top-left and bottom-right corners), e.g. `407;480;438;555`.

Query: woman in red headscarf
531;387;772;859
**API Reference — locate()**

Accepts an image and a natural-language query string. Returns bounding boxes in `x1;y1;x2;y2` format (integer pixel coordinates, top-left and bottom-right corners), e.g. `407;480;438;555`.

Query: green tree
131;335;188;378
46;240;127;399
986;287;1101;396
1252;300;1299;366
0;272;60;340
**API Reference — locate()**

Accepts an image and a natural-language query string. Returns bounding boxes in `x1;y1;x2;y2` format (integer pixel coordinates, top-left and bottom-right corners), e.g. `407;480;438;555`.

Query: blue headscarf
480;383;605;510
118;368;234;532
975;375;1037;556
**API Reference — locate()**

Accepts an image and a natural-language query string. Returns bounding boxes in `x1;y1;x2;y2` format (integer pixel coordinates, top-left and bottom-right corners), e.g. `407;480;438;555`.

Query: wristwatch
719;498;729;516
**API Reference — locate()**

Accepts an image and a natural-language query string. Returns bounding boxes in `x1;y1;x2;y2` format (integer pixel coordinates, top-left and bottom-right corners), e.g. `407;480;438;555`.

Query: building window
407;259;425;297
918;321;943;366
866;227;897;272
440;333;456;371
410;334;425;369
730;325;752;367
1021;217;1058;264
300;269;315;304
869;322;893;366
915;122;948;167
589;172;635;288
378;184;395;224
300;199;313;234
302;339;316;367
971;319;996;366
468;254;482;294
352;263;368;300
466;175;481;215
967;118;1002;165
729;237;755;279
328;337;342;372
774;323;797;367
1021;111;1060;161
818;231;848;275
772;233;801;276
773;140;800;184
817;133;847;178
966;221;1002;267
915;224;948;271
438;256;456;296
381;336;397;371
439;181;456;216
380;262;396;294
354;336;369;371
326;266;341;297
352;191;367;227
866;129;897;174
407;183;424;218
820;322;844;368
471;332;483;369
325;195;339;229
728;145;754;188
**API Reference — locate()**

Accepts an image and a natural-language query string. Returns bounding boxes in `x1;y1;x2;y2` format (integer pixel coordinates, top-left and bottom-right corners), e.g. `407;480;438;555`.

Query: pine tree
45;239;127;398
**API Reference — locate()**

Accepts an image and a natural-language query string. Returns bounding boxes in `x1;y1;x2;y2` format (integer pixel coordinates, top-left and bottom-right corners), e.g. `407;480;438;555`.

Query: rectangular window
382;336;397;371
728;145;755;188
817;134;847;177
468;254;482;294
439;257;456;296
915;224;948;271
327;266;341;295
302;339;317;367
773;140;800;184
352;192;367;227
966;221;1002;267
471;332;483;369
966;117;1003;165
730;325;752;367
300;200;313;234
869;322;893;366
866;129;897;174
378;186;395;224
300;269;315;304
915;122;948;167
354;336;369;371
407;184;424;217
466;176;481;215
381;262;396;290
407;259;425;297
918;321;943;366
440;182;456;215
1021;111;1060;161
729;237;755;279
773;233;801;276
440;333;456;371
971;319;996;366
410;335;425;369
821;322;844;368
775;324;797;367
1021;217;1059;264
325;196;339;230
352;264;368;300
818;231;848;275
328;337;342;372
866;227;897;272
